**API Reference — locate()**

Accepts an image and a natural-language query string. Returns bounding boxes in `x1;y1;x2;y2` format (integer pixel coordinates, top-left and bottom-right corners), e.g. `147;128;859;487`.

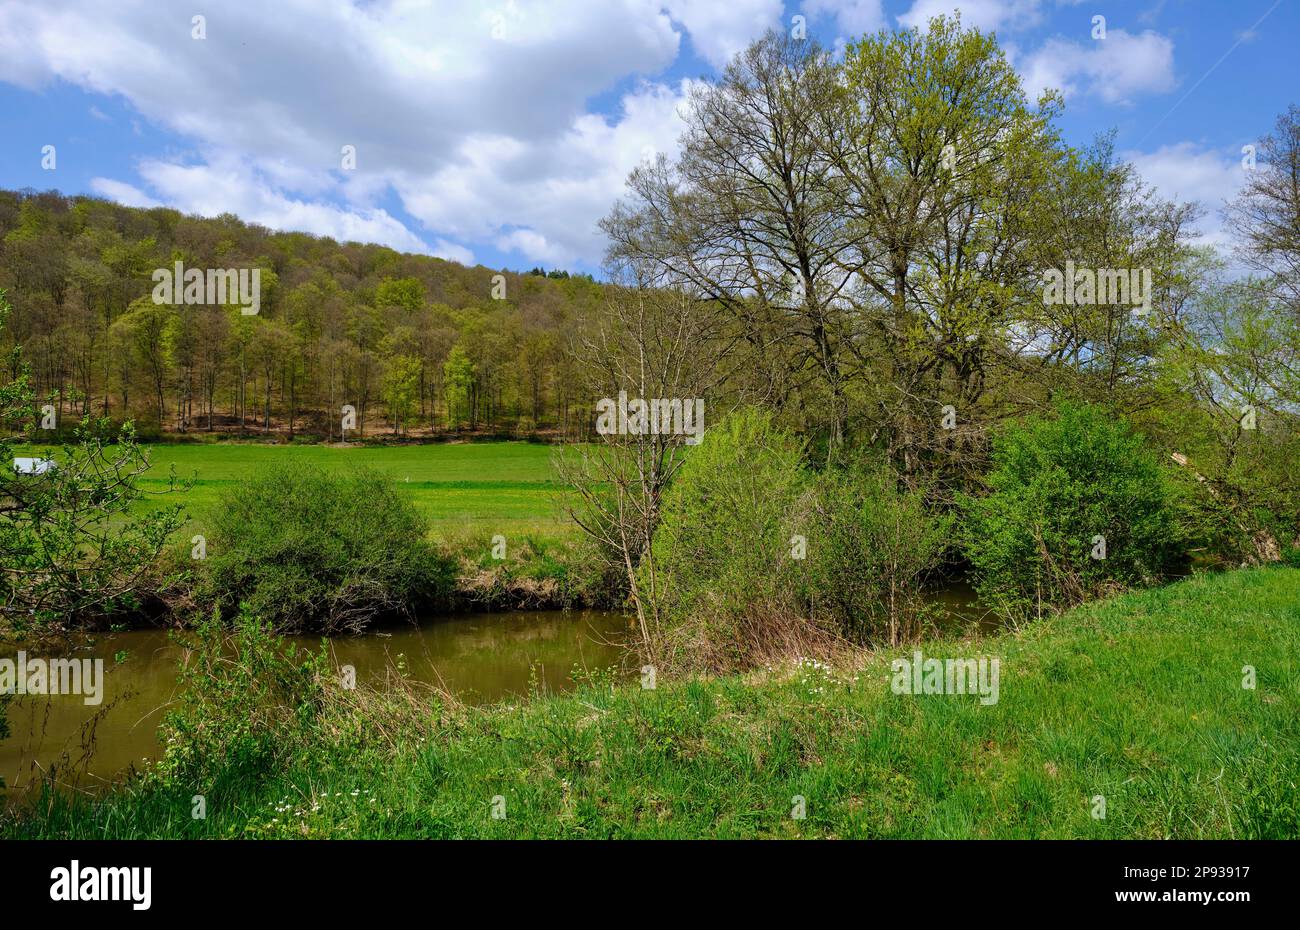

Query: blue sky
1;0;1295;275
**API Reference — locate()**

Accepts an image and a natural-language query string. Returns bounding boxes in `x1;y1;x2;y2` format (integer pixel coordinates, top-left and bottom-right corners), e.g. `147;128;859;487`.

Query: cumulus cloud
1126;142;1246;249
897;0;1044;33
662;0;784;68
0;0;1189;268
1019;28;1176;104
0;0;716;267
804;0;886;36
89;178;160;209
136;155;436;254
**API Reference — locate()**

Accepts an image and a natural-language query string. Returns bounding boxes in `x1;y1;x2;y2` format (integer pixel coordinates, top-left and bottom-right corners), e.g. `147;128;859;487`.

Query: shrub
643;408;833;671
150;609;329;788
1;290;185;634
799;460;952;645
960;402;1184;619
199;463;455;632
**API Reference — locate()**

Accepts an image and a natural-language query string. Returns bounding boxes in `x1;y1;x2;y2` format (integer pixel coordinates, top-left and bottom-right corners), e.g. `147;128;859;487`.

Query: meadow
25;439;576;543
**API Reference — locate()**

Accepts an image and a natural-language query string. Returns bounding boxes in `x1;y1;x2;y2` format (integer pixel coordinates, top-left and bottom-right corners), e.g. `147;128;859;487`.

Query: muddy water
1;586;998;795
0;609;634;794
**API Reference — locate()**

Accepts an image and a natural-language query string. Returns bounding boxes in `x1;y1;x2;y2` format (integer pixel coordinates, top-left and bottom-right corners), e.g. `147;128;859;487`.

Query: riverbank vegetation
5;567;1296;838
3;14;1300;836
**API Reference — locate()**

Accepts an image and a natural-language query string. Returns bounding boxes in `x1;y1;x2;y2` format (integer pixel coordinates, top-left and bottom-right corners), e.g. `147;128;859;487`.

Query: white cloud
897;0;1043;32
1126;142;1245;249
0;0;713;267
432;239;477;266
134;155;436;254
89;178;160;209
805;0;886;36
8;0;1183;271
661;0;784;68
397;79;698;266
1019;29;1176;104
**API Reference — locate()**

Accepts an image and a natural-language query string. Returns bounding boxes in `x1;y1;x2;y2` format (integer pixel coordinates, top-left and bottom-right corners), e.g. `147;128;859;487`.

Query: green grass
6;567;1298;838
21;440;575;542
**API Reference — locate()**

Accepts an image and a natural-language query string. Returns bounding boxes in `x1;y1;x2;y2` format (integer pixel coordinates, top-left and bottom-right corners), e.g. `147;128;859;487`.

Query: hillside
0;187;604;440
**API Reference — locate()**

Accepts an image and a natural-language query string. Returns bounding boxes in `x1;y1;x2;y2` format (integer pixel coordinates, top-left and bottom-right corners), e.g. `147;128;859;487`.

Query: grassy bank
4;567;1297;838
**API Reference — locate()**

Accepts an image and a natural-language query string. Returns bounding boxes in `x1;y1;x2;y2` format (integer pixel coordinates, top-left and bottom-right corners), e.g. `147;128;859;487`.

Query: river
1;585;994;796
1;609;633;795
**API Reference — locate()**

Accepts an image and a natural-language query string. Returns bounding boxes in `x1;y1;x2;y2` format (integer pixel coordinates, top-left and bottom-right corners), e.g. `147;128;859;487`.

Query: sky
0;0;1295;276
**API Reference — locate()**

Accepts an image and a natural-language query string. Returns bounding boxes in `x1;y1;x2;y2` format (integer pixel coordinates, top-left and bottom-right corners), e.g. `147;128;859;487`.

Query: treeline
0;187;605;439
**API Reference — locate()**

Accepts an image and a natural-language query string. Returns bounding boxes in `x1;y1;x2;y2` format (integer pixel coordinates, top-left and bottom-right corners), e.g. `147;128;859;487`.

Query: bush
644;408;832;671
151;609;328;788
960;402;1184;619
199;463;455;632
1;290;185;634
799;460;952;645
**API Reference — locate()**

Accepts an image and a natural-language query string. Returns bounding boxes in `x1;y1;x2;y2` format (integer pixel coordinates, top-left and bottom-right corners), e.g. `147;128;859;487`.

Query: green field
7;566;1298;838
26;440;576;542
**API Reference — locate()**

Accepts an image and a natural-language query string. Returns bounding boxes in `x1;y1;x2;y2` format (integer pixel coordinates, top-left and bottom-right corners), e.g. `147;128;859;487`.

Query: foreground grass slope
6;567;1297;838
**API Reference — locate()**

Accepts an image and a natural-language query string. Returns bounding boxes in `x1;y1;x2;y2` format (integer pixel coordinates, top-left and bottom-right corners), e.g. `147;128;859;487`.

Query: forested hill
0;187;605;440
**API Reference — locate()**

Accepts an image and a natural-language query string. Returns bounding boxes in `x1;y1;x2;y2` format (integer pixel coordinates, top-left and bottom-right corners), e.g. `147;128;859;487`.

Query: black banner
0;839;1285;917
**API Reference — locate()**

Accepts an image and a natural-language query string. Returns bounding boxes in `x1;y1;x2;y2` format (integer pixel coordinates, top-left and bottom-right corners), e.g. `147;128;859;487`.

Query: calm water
1;585;996;795
0;609;634;794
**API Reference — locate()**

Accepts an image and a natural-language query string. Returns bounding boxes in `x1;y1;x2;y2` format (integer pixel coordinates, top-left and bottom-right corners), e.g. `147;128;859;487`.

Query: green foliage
149;609;329;789
442;344;475;429
0;289;186;634
0;188;603;441
800;460;953;645
646;408;818;670
374;276;425;312
645;410;958;663
199;462;455;632
960;402;1184;618
0;691;8;788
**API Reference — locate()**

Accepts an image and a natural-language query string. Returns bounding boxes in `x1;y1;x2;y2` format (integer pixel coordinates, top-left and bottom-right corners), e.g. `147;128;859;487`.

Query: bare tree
556;281;739;660
1228;105;1300;310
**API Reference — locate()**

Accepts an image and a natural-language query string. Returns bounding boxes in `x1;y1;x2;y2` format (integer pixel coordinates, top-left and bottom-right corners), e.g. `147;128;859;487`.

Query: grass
18;440;575;542
5;566;1297;838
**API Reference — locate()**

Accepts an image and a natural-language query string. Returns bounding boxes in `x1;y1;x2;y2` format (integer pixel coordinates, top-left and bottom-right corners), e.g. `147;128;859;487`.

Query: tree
556;282;738;657
602;16;1071;483
375;276;425;313
1228;105;1300;309
111;298;175;428
442;343;474;429
0;289;187;633
602;30;853;451
383;354;421;435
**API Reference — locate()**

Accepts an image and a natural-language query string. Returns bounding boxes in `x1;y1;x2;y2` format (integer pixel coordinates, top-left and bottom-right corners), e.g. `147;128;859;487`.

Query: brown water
0;609;634;794
1;585;997;795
